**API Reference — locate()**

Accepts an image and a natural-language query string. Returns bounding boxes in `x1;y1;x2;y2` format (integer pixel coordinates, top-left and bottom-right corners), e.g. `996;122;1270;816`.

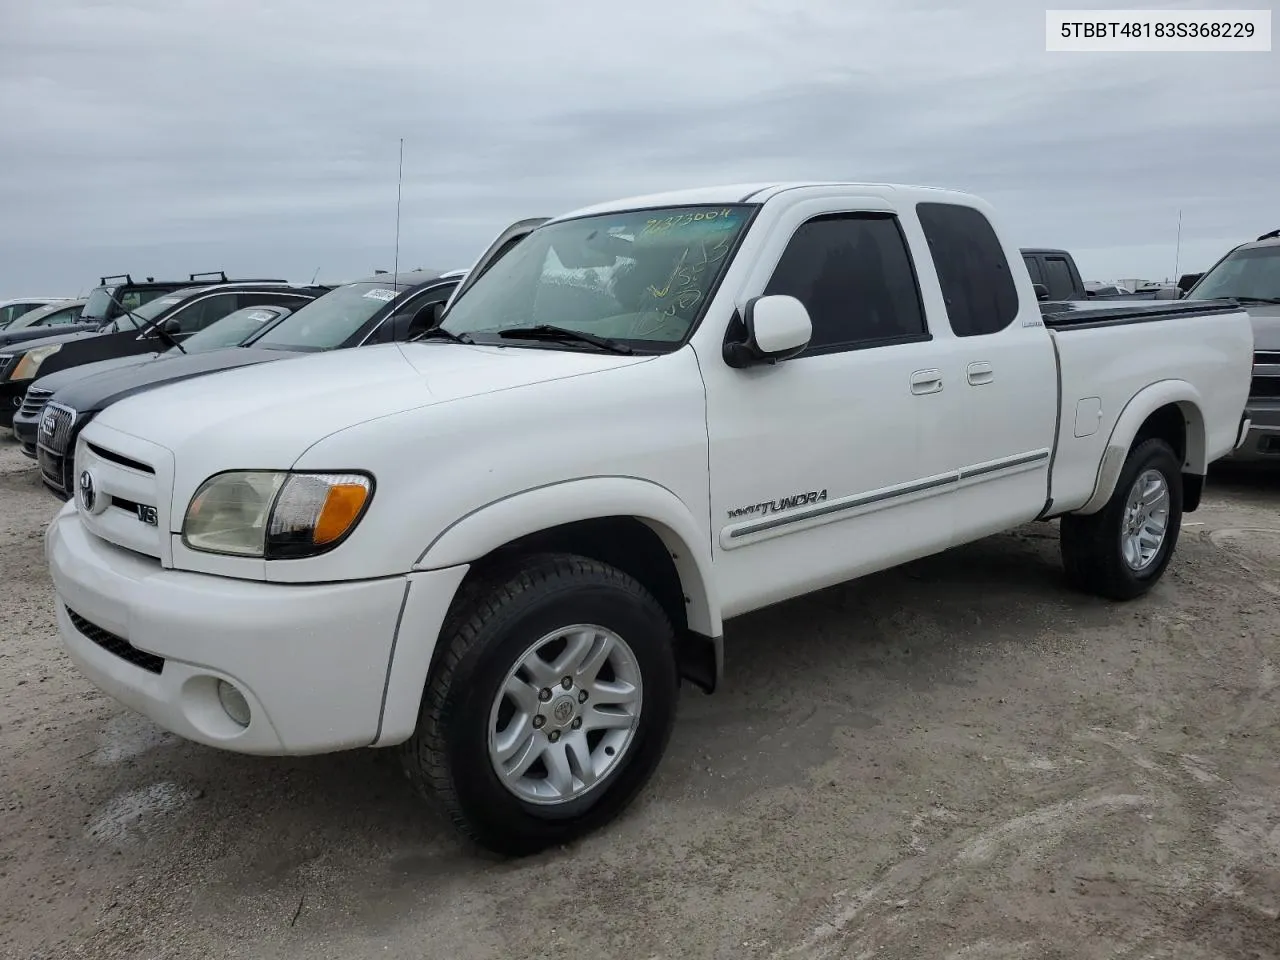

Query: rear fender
1074;379;1206;515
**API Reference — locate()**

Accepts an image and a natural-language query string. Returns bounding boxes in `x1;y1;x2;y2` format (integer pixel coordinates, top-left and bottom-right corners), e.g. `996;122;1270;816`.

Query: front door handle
910;368;943;395
966;361;994;385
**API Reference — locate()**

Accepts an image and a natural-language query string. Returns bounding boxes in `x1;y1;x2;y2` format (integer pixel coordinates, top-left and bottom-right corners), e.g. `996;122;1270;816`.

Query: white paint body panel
47;182;1253;756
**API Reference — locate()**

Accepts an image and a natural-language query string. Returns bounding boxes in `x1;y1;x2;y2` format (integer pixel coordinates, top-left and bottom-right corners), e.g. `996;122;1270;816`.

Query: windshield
106;292;190;331
1188;245;1280;302
249;282;408;350
167;305;287;354
440;205;753;348
81;287;119;322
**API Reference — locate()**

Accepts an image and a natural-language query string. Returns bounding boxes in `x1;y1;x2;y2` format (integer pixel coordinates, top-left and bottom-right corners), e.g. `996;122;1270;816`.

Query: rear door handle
966;361;994;385
910;368;943;395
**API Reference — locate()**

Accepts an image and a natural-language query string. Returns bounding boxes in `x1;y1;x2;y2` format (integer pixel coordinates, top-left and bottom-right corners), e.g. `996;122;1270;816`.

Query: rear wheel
400;553;679;856
1060;437;1183;601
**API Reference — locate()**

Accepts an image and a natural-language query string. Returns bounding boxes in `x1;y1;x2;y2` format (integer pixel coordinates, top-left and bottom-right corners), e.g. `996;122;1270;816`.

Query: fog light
216;680;251;727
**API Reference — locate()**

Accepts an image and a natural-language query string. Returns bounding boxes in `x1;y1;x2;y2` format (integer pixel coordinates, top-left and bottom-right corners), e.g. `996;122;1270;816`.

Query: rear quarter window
916;202;1019;337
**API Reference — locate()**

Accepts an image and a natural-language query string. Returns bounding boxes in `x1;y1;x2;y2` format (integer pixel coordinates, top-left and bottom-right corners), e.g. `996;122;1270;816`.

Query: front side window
165;293;242;335
440;205;753;349
1187;245;1280;303
916;202;1019;337
762;213;928;354
107;292;190;331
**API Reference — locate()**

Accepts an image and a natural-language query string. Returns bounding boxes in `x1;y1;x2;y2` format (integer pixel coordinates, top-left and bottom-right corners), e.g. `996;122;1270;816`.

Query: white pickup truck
47;182;1253;856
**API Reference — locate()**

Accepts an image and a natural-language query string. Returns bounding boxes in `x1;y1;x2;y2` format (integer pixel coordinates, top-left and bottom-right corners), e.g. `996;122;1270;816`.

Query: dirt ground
1;436;1278;960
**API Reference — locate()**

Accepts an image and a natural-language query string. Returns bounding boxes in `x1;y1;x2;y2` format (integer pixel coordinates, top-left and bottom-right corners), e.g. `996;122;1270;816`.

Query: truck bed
1040;298;1242;330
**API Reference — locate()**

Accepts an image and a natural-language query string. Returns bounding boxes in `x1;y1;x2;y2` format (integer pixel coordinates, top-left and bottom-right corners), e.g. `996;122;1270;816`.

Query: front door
698;198;955;618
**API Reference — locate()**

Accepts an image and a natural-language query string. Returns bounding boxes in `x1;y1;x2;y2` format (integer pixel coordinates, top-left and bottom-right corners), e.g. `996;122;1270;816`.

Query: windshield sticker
641;208;737;236
246;311;276;322
363;288;399;302
154;298;181;307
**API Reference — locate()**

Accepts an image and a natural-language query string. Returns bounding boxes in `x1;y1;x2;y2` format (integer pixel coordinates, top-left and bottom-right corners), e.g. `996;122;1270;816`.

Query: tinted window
916;202;1018;337
169;293;241;334
1023;255;1044;286
1042;257;1076;300
761;213;927;353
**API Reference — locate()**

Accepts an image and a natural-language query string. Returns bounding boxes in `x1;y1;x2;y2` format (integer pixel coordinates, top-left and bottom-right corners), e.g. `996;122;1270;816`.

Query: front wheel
1060;437;1184;601
400;553;679;856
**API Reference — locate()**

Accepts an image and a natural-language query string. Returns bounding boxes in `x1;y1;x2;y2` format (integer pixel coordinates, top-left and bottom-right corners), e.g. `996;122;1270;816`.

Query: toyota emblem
79;470;97;513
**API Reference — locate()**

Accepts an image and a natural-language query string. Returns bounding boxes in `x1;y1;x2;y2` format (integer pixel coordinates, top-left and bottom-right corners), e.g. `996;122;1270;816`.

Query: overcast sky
2;0;1277;298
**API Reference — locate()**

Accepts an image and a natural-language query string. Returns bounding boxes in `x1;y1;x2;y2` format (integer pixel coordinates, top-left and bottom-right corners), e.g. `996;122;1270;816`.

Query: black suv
0;280;325;427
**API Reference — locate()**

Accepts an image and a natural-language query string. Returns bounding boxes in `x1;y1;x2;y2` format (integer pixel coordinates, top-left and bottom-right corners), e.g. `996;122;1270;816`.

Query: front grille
1256;351;1280;365
36;402;76;495
1252;376;1280;399
19;387;53;418
65;607;165;674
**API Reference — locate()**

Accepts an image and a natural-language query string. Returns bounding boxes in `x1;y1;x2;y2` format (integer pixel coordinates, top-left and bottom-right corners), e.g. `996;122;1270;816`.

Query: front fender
1075;379;1206;515
414;475;721;639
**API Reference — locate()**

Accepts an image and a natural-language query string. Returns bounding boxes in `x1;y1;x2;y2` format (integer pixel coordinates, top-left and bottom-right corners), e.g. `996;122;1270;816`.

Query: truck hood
1242;303;1280;351
49;346;295;414
93;341;652;468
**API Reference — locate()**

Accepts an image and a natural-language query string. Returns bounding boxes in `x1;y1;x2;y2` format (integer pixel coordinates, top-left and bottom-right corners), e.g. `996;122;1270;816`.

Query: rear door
914;201;1058;542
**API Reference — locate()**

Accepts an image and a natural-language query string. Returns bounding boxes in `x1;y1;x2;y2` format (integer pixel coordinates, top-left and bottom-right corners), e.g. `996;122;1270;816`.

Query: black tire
1060;437;1184;601
400;552;679;857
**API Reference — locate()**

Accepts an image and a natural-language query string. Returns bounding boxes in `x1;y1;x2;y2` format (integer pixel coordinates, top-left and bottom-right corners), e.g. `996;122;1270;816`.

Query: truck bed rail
1041;298;1241;331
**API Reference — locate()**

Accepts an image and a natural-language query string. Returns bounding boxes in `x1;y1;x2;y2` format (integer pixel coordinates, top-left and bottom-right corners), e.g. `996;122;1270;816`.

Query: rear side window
1042;257;1076;301
916;202;1018;337
762;212;928;354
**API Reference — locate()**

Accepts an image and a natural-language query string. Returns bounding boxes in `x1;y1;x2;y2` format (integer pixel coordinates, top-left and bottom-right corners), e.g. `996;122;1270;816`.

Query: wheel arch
414;476;723;686
1074;380;1207;515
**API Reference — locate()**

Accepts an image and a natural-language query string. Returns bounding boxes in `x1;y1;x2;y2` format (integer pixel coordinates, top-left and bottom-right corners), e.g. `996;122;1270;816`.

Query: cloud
1;0;1277;295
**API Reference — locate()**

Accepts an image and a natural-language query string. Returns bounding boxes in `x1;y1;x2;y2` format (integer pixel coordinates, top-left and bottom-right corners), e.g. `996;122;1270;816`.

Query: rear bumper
1224;401;1280;462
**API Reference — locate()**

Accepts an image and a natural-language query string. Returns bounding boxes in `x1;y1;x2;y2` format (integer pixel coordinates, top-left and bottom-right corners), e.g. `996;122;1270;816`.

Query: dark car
0;281;328;427
77;272;285;328
12;302;298;456
31;270;463;498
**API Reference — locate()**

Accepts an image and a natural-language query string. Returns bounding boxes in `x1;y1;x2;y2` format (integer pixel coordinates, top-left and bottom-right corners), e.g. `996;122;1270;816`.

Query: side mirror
722;295;811;369
1177;272;1202;293
1032;283;1050;301
407;301;444;336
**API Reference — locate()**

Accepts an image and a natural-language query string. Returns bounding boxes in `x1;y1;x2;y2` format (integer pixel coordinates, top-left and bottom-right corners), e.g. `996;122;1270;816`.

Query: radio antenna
393;137;404;287
1173;208;1183;281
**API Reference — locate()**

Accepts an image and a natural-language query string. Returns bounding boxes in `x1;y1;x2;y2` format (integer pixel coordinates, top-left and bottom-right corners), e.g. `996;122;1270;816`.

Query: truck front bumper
46;506;467;755
1225;400;1280;463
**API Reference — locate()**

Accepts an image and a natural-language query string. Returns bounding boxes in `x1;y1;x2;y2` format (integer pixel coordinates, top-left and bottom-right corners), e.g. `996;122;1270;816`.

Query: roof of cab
551;181;982;222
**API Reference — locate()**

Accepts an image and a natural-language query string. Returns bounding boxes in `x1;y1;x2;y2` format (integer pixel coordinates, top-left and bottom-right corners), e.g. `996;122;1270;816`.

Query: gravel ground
1;435;1278;960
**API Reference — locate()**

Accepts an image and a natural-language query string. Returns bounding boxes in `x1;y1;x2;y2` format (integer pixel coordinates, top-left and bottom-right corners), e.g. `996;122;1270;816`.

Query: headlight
182;470;373;559
11;344;62;381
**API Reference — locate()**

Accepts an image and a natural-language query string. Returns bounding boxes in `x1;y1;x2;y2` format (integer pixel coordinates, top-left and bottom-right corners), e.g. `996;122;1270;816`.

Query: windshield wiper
102;291;187;354
496;324;633;355
1231;296;1280;305
409;327;473;345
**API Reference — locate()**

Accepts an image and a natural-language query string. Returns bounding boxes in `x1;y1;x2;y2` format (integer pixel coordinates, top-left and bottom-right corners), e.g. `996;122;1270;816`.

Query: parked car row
16;183;1262;858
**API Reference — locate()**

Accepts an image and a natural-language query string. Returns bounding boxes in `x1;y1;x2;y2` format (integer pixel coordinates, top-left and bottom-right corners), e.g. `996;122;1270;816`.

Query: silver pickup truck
1185;229;1280;463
